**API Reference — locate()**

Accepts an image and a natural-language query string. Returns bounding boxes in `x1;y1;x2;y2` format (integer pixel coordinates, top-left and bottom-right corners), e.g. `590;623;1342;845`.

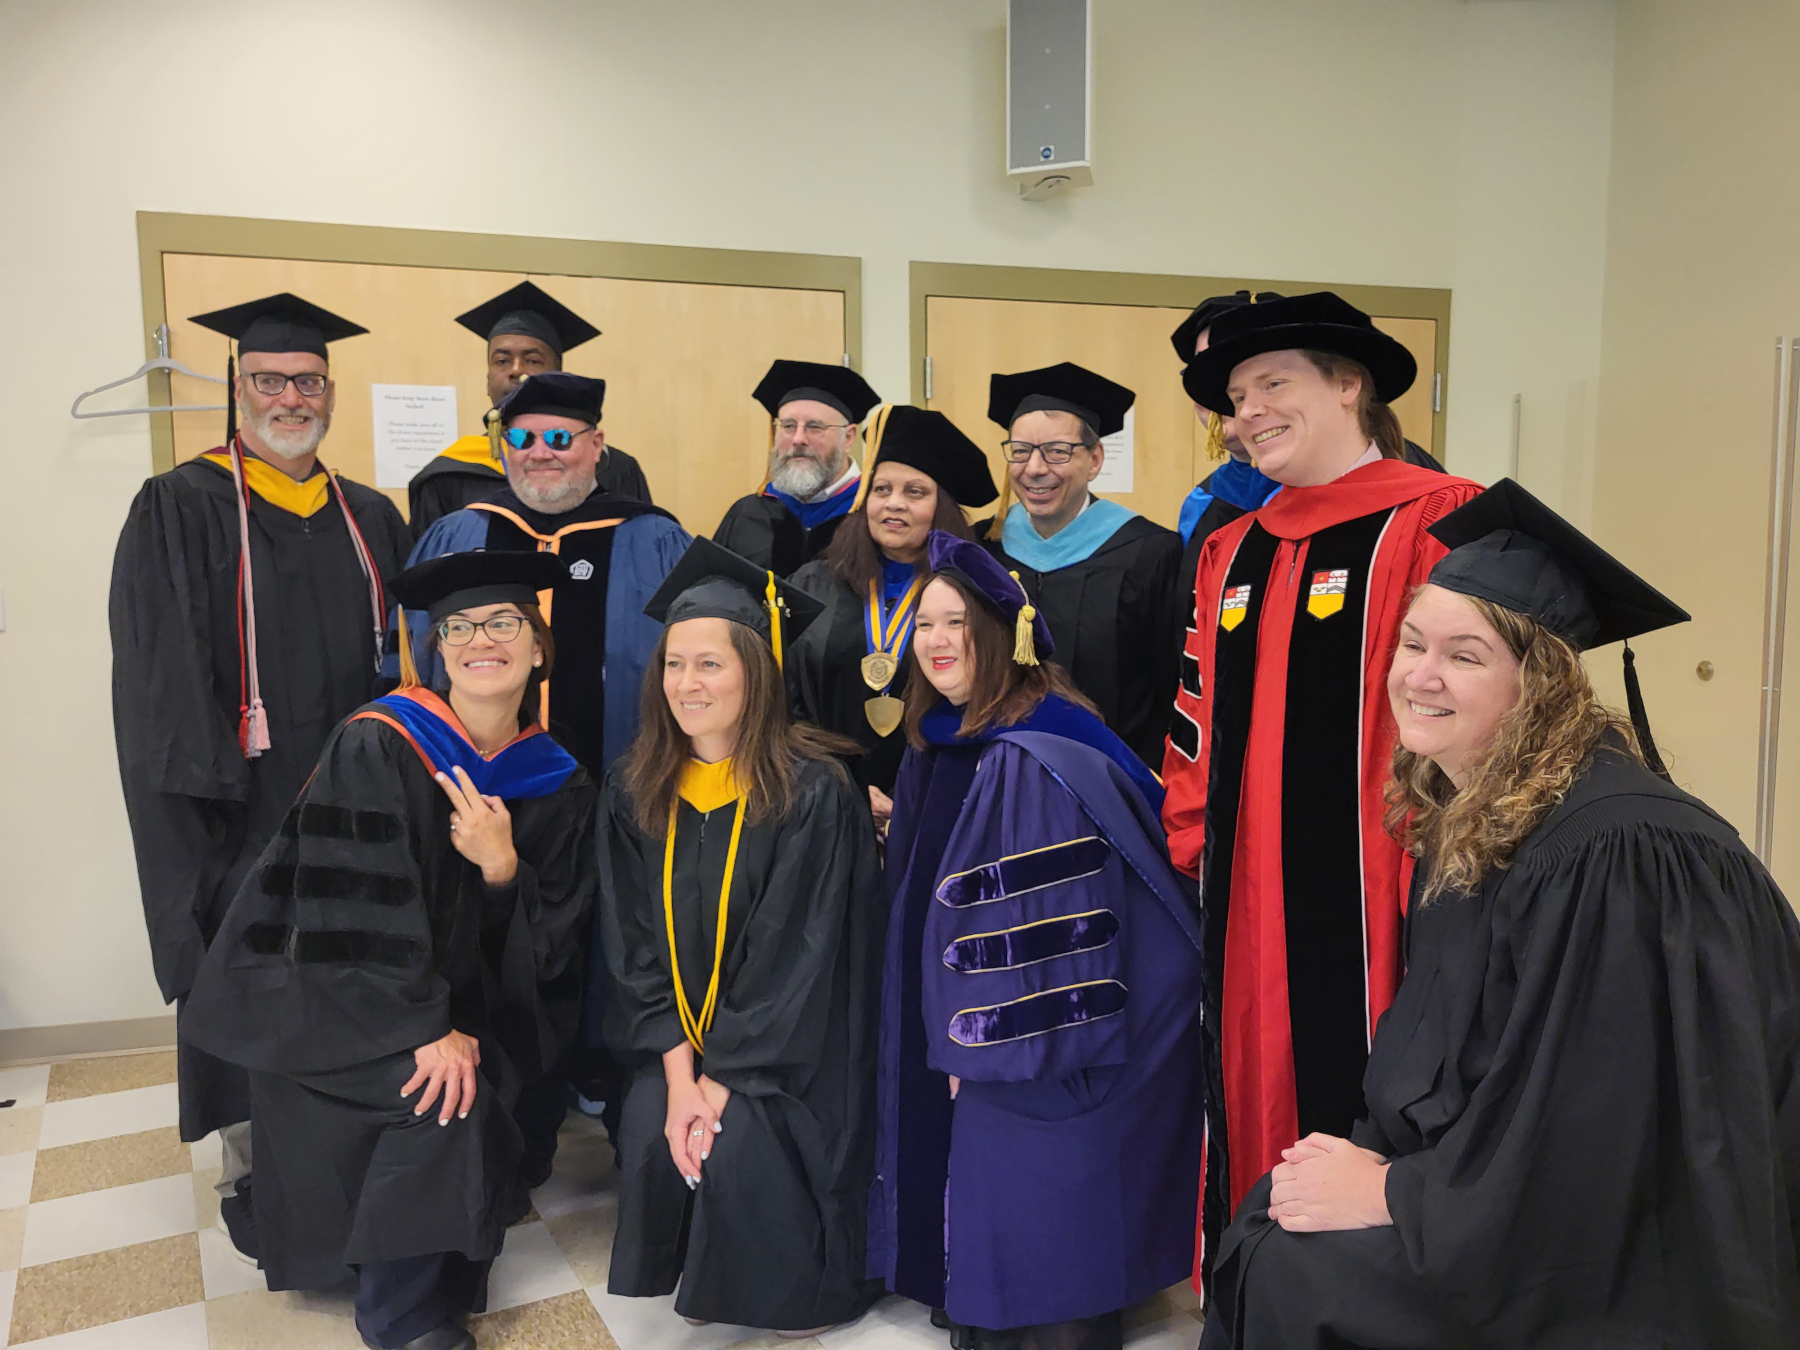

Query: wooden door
161;255;846;536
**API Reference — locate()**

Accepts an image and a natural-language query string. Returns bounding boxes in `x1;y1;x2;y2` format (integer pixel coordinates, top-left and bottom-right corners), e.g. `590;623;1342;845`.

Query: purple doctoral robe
868;697;1205;1329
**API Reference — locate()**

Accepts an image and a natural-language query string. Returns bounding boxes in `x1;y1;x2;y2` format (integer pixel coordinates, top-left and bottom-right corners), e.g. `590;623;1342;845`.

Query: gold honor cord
662;795;749;1054
862;574;924;736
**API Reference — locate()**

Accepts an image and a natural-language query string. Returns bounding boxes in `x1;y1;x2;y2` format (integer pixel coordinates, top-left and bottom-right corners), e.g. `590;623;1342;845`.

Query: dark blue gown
869;695;1206;1332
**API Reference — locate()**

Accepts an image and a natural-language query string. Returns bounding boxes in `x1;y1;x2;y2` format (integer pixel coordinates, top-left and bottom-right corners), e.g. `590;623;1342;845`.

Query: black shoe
361;1324;474;1350
216;1179;259;1265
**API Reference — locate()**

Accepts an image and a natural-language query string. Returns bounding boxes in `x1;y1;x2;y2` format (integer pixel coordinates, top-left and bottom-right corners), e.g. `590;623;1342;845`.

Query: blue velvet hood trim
765;474;862;530
920;693;1164;814
368;691;578;800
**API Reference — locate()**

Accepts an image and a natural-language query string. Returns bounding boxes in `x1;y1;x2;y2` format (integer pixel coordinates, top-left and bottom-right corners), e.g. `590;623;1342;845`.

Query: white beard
510;465;597;514
768;447;841;499
241;401;328;460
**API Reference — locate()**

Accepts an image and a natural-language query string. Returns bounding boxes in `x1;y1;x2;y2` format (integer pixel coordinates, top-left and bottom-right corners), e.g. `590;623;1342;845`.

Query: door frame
136;211;864;473
909;260;1453;461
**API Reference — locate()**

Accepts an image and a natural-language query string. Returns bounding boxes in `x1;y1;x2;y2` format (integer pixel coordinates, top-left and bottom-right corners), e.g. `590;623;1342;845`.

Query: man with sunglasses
402;370;689;1186
407;281;652;540
713;358;881;575
983;362;1184;767
110;292;412;1265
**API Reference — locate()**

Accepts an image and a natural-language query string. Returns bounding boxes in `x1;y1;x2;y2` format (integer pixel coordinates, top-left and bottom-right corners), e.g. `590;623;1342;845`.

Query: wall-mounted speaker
1006;0;1093;200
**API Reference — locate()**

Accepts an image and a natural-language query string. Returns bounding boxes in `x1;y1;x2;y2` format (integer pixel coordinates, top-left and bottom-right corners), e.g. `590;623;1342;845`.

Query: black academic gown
1203;750;1800;1349
598;760;886;1331
788;560;916;794
180;712;597;1292
713;493;847;577
407;444;652;542
110;454;410;1140
989;512;1184;768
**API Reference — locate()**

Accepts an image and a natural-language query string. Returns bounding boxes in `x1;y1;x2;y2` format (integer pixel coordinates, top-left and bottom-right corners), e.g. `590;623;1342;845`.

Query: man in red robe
1161;293;1480;1290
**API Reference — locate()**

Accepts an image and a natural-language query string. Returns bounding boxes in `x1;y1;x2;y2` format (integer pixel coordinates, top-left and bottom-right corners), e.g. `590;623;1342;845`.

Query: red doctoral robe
1160;457;1480;1285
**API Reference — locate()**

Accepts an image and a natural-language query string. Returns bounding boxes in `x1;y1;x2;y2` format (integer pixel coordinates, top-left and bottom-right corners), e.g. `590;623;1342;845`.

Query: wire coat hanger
71;323;229;418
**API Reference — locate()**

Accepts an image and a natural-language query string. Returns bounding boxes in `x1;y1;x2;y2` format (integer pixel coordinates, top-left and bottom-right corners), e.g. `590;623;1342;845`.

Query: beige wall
1591;0;1800;882
0;0;1618;1034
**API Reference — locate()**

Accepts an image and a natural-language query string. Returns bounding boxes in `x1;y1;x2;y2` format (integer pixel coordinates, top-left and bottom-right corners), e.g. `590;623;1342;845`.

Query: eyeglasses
774;419;849;438
245;372;328;398
503;426;589;452
437;614;527;645
1001;439;1089;465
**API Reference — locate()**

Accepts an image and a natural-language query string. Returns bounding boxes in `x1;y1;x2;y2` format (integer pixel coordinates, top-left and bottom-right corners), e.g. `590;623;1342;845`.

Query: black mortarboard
926;530;1054;663
188;292;367;359
752;360;881;423
987;362;1135;439
1169;290;1285;361
1181;291;1416;416
454;281;599;358
644;538;825;655
389;549;568;624
860;405;999;508
497;371;606;425
1427;479;1689;651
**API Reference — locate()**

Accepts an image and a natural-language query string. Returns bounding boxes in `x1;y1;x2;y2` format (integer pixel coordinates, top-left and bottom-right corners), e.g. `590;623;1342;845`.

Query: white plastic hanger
71;323;229;418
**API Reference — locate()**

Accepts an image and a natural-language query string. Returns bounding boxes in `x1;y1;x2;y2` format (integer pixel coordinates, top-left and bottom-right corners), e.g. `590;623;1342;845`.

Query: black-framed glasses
774;418;849;438
504;426;588;452
1001;439;1088;465
246;371;328;398
437;614;527;645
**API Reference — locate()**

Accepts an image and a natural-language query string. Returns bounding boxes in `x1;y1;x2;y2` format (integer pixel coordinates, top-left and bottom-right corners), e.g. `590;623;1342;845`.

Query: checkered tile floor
0;1051;1206;1349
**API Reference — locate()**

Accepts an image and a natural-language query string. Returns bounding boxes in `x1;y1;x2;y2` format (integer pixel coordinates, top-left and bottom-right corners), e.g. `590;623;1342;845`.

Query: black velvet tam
753;360;881;422
1426;478;1688;650
1168;289;1285;361
1181;291;1416;416
454;280;600;356
189;292;368;358
644;536;825;646
389;549;568;624
497;371;606;425
867;405;998;508
986;362;1135;438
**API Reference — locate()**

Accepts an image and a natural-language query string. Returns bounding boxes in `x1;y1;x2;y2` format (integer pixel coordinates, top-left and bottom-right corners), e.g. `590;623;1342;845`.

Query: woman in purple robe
868;531;1206;1350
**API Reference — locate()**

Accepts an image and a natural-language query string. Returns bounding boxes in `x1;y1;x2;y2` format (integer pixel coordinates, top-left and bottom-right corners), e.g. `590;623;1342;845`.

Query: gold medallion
865;694;905;738
861;651;899;692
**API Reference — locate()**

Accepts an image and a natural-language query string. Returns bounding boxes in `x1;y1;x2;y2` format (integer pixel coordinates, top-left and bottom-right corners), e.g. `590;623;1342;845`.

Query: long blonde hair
1385;596;1640;903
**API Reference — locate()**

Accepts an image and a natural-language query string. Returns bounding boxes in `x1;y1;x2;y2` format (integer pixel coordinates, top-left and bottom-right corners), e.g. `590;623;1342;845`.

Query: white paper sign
1090;406;1134;495
371;384;460;489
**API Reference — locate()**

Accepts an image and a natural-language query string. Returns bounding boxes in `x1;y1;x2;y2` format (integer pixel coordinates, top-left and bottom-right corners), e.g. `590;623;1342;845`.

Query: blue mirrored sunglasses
503;426;584;452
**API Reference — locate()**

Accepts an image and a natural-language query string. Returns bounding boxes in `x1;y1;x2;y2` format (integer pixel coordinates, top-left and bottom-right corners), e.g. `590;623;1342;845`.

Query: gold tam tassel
848;404;892;515
764;573;785;670
1008;570;1040;666
1204;411;1230;462
485;405;505;467
986;469;1013;541
396;608;421;690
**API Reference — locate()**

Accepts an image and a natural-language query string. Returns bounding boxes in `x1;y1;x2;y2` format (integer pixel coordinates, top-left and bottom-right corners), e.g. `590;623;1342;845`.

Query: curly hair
1385;595;1641;904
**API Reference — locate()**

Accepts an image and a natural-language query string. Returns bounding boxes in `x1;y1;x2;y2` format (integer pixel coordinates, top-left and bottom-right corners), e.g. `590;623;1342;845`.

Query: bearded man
111;293;412;1264
713;358;880;575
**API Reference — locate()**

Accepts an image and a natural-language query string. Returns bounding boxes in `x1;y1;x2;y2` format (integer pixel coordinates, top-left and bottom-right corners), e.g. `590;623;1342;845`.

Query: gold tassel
1204;411;1230;462
986;467;1013;541
848;404;891;515
764;572;785;671
1007;570;1040;666
485;405;505;467
396;608;421;690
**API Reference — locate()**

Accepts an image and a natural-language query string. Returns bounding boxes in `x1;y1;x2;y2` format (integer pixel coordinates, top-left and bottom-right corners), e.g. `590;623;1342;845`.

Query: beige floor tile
0;1106;42;1156
30;1127;192;1204
191;1168;222;1232
475;1289;618;1349
7;1232;201;1344
545;1202;616;1288
1125;1286;1204;1330
44;1054;176;1105
204;1286;368;1349
0;1206;23;1272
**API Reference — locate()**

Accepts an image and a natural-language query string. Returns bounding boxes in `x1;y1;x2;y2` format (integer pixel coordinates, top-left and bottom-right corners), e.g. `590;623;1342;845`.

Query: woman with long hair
789;404;995;820
182;550;596;1350
869;531;1204;1350
1202;481;1800;1348
598;538;885;1334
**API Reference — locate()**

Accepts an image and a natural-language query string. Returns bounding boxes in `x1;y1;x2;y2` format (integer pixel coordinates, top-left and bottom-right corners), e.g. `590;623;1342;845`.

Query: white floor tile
587;1283;804;1350
197;1221;268;1300
530;1156;615;1220
20;1300;208;1349
1127;1311;1203;1350
20;1173;197;1267
0;1066;50;1111
0;1153;32;1211
0;1266;16;1349
819;1295;940;1350
36;1084;179;1150
187;1131;221;1173
487;1219;581;1312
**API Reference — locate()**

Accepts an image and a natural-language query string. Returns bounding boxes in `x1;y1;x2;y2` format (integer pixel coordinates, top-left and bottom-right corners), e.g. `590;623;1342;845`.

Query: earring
533;657;542;667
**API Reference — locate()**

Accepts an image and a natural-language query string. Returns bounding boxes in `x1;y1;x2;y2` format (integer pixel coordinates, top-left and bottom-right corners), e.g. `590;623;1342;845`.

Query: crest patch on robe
1307;568;1349;619
1220;584;1253;632
569;558;595;580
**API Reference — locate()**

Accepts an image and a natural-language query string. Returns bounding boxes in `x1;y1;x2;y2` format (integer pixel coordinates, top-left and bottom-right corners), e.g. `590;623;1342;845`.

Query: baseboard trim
0;1015;178;1067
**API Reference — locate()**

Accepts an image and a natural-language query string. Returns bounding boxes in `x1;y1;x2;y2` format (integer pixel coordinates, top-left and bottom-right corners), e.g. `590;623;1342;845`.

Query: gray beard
510;466;597;514
241;401;328;460
768;449;840;500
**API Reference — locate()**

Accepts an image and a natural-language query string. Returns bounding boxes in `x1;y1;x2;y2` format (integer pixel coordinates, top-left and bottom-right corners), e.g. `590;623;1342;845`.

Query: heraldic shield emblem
1307;568;1349;619
1220;584;1253;632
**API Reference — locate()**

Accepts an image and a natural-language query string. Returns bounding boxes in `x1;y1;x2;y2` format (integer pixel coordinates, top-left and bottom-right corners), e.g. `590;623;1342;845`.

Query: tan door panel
162;254;843;534
1370;315;1438;457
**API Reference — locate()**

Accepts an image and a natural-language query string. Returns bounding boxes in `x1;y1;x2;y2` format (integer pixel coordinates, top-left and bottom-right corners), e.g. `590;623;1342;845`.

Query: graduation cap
752;360;881;423
854;405;999;511
644;537;825;668
926;529;1054;666
1426;478;1690;776
188;292;367;359
455;281;599;358
390;549;568;624
1169;290;1285;361
1181;291;1416;417
497;371;606;425
987;362;1135;440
